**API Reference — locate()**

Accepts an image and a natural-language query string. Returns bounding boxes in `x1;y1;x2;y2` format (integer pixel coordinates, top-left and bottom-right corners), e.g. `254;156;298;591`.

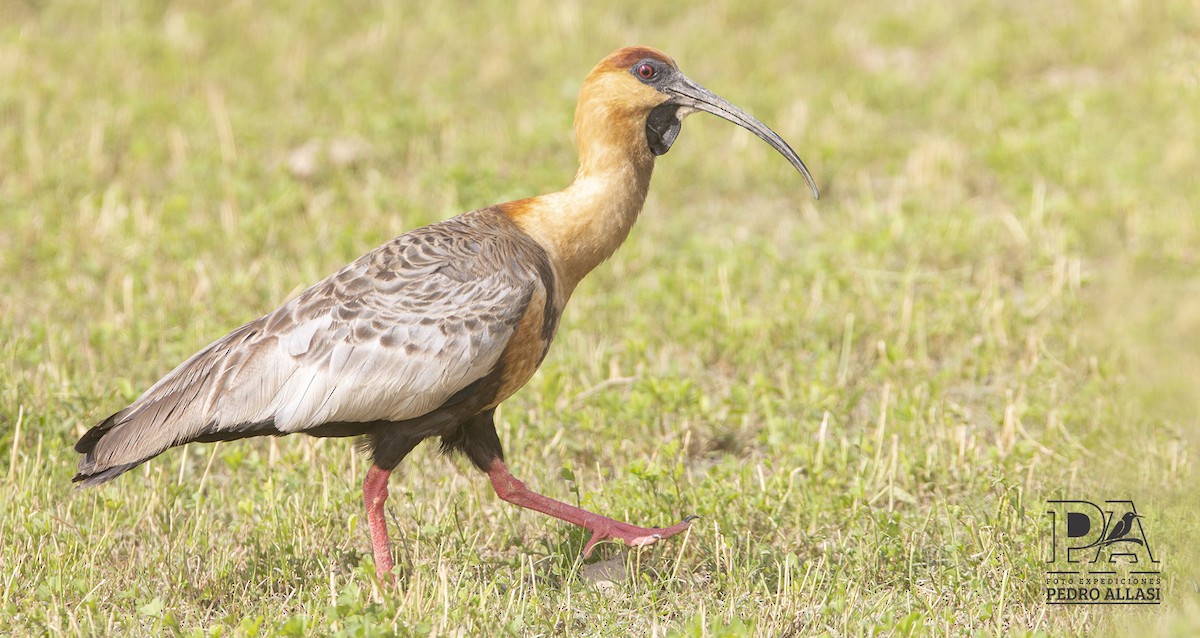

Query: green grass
2;0;1198;635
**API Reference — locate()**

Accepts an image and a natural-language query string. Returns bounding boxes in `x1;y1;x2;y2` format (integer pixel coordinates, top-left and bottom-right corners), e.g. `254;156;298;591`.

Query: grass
2;0;1198;635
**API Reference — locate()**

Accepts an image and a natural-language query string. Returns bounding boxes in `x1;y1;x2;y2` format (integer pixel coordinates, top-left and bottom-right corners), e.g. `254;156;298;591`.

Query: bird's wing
76;210;545;480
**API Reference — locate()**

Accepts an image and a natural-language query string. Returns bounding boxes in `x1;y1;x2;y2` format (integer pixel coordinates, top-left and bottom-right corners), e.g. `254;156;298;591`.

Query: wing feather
75;210;545;482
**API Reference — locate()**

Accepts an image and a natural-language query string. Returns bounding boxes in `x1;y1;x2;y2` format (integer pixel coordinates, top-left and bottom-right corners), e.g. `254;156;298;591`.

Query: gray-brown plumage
74;46;818;582
75;208;556;485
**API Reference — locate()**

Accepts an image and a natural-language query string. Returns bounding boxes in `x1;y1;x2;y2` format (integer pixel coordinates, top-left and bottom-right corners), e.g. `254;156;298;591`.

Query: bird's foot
581;514;698;557
486;460;698;558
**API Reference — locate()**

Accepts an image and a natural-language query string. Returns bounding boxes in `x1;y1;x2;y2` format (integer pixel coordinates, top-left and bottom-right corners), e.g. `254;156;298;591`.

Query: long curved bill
666;75;820;200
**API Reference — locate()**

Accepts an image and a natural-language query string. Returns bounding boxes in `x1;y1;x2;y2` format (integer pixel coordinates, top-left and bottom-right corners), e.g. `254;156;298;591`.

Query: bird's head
574;46;819;199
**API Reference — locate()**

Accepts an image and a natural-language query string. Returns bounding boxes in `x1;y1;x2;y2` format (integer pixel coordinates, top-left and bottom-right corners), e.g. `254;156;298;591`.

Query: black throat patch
645;104;682;156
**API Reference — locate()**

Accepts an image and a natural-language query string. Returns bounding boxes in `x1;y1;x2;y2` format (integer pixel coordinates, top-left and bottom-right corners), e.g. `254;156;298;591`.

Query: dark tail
72;407;148;487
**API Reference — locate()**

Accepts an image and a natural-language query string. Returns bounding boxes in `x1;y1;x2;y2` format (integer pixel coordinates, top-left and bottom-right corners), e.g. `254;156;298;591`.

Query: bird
1102;512;1143;546
73;46;819;582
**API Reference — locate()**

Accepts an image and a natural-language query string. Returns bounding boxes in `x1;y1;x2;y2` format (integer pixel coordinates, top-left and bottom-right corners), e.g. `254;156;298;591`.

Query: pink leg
363;465;394;582
486;459;696;556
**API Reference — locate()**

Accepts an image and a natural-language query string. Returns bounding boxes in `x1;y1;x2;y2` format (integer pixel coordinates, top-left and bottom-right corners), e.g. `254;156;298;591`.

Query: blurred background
1;0;1197;635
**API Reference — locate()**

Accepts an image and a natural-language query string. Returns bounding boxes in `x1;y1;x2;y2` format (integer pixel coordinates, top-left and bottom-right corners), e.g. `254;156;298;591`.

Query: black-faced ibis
74;46;819;581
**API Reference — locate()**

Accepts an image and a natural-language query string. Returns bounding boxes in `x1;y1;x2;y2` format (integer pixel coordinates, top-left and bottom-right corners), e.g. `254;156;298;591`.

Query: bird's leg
363;464;394;581
486;459;695;556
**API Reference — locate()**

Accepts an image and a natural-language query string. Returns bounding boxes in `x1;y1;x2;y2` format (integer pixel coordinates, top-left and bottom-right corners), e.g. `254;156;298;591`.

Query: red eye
637;63;656;79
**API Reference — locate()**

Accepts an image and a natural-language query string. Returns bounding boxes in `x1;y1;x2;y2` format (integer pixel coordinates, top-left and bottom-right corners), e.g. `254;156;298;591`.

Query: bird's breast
487;284;560;408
